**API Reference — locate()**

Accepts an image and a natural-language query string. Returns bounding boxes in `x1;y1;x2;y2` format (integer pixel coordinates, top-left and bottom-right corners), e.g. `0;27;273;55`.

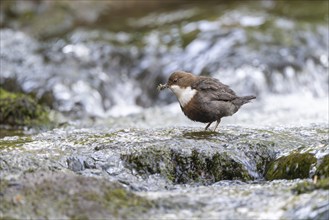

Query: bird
158;70;256;131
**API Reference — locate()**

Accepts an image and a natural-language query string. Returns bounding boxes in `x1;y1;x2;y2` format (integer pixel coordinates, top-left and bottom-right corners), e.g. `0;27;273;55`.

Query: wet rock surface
0;171;154;219
142;179;329;220
0;125;328;218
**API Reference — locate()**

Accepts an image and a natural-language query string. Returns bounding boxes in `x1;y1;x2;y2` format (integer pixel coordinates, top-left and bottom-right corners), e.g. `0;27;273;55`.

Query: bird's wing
192;77;237;101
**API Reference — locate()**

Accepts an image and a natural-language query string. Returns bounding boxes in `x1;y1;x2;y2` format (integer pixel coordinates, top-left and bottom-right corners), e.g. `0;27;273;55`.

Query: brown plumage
159;71;256;131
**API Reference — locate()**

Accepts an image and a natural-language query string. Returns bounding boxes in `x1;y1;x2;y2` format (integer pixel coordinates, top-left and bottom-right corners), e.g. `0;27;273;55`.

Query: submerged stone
265;153;317;180
292;178;329;194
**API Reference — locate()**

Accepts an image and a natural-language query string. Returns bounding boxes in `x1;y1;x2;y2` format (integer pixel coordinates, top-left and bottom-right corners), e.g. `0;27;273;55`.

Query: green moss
121;148;174;182
0;172;153;219
122;147;251;184
292;177;329;195
172;149;207;183
23;168;37;174
70;131;123;149
183;131;217;140
316;155;329;179
316;128;329;134
268;0;328;23
0;217;19;220
0;136;33;150
0;179;11;212
265;153;317;180
0;129;25;139
0;179;9;192
0;89;50;128
70;215;89;220
181;29;200;48
104;188;151;213
173;150;235;184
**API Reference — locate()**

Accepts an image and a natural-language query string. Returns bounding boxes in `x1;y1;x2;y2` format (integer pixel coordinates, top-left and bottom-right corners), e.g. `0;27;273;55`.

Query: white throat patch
170;85;197;107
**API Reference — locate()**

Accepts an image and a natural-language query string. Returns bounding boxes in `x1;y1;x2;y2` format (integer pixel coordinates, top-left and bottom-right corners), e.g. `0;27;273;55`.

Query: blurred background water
1;0;328;127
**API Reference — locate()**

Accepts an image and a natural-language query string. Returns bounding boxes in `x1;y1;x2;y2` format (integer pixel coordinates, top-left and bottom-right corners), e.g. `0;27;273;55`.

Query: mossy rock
0;88;50;127
265;153;316;180
0;171;154;219
172;150;251;184
292;177;329;194
121;148;175;182
0;135;33;150
122;148;252;184
315;155;329;179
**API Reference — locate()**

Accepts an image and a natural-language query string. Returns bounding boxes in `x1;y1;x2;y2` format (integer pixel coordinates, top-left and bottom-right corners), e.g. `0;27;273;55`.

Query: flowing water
1;0;328;124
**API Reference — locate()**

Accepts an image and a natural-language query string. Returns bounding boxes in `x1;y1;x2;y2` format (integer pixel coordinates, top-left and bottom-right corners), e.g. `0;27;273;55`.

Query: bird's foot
205;122;212;130
213;119;221;131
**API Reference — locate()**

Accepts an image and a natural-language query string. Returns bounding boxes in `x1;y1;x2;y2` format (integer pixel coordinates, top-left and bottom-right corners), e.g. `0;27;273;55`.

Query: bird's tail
233;95;256;106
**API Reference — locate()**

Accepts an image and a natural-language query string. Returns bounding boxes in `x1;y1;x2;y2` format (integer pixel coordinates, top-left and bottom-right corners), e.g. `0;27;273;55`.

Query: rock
122;148;253;184
1;125;328;186
316;155;329;179
265;153;317;180
66;156;85;172
292;178;329;194
0;171;153;219
0;125;328;219
0;88;50;127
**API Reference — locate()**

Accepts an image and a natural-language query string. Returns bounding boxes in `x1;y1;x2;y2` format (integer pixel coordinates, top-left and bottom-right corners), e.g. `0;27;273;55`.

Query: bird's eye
173;78;178;83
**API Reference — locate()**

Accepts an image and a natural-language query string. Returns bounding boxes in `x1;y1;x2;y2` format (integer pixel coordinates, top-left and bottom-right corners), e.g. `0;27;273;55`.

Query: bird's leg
213;119;221;131
205;122;213;130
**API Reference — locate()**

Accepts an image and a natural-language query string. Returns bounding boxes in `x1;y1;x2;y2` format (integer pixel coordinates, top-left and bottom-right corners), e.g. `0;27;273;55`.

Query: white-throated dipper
158;71;256;131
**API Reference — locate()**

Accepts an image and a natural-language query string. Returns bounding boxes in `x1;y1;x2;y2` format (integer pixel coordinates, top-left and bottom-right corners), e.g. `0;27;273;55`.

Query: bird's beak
157;83;168;91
